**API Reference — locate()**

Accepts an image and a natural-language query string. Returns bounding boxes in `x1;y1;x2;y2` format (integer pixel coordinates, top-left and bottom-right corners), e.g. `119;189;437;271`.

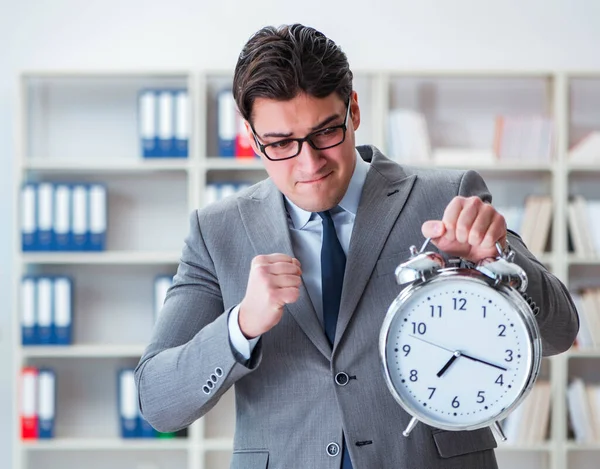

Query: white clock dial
382;276;535;430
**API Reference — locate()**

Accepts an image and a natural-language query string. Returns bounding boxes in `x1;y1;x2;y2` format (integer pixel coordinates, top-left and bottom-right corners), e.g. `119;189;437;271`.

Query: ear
243;119;262;156
350;90;360;132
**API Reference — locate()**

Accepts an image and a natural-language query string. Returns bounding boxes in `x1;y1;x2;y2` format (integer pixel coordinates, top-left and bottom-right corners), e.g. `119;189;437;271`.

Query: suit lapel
237;180;332;359
334;149;417;350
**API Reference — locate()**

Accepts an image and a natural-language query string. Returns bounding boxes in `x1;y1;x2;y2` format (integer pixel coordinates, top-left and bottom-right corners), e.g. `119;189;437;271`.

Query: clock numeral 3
505;349;514;362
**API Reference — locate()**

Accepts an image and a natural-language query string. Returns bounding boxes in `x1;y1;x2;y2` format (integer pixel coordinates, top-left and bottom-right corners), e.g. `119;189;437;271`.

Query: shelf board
202;438;233;451
20;251;181;265
496;442;552;452
568;255;600;266
565;442;600;451
20;437;189;451
23;159;194;173
22;70;191;79
22;344;146;358
205;158;265;171
567;163;600;174
566;349;600;359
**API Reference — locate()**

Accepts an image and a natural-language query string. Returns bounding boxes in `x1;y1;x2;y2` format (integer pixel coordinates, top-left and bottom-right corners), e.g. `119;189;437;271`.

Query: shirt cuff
228;304;260;360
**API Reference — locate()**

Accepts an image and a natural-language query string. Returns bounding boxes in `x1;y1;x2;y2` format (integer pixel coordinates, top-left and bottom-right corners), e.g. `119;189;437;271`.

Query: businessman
135;24;578;469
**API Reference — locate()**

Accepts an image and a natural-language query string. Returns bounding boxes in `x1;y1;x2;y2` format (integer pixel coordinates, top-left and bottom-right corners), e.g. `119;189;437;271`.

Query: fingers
424;196;506;250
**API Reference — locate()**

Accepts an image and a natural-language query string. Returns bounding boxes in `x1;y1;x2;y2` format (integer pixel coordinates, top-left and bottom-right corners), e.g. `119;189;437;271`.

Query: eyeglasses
250;100;351;161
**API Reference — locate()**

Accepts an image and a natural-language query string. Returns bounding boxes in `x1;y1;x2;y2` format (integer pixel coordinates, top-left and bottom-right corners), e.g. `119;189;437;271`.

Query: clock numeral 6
452;396;460;408
477;391;485;403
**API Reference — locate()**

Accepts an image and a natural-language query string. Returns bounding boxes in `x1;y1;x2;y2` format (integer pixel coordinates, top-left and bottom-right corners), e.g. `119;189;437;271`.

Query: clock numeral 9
409;370;418;382
430;305;442;318
402;345;411;356
452;396;460;408
453;298;467;311
412;322;427;335
477;391;485;403
498;324;507;337
505;349;513;362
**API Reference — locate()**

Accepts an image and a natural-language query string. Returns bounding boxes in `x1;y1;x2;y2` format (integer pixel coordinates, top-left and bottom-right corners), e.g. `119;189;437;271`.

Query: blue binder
36;277;54;344
217;89;236;157
53;277;72;345
21;276;37;345
37;183;55;251
88;184;107;251
118;369;139;438
139;89;158;158
71;184;89;251
38;369;56;438
173;89;189;158
21;183;37;251
54;184;71;251
138;414;156;438
157;90;175;157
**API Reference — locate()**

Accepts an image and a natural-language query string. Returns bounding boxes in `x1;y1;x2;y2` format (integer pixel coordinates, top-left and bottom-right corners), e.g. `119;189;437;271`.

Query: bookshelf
11;69;600;469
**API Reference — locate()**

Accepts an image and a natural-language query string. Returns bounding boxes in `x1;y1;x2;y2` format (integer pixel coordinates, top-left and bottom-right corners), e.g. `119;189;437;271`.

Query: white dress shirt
228;151;370;359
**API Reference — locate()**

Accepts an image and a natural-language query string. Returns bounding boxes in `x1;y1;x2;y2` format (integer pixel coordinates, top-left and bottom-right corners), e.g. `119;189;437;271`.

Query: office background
2;0;600;468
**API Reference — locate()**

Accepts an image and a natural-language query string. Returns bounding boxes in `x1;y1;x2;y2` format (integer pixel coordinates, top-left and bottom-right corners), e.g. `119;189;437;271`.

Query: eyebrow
260;111;342;139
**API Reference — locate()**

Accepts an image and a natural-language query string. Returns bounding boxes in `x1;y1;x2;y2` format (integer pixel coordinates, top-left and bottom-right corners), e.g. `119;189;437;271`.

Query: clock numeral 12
453;298;467;311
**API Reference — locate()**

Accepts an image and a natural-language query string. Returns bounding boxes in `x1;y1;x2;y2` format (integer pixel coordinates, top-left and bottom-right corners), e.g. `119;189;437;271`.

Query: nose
295;141;325;173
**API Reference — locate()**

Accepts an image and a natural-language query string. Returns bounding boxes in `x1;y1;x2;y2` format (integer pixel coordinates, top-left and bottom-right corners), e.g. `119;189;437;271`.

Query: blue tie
318;210;353;469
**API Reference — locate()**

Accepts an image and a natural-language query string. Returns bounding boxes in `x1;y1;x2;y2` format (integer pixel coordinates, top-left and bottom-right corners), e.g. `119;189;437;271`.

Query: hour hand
436;351;462;377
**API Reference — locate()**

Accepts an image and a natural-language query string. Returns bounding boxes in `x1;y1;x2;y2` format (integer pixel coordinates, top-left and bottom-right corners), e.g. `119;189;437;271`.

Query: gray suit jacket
135;146;578;469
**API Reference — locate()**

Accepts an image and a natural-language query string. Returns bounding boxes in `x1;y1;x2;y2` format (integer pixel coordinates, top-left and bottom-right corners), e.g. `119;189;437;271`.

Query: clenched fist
238;254;302;339
421;196;507;263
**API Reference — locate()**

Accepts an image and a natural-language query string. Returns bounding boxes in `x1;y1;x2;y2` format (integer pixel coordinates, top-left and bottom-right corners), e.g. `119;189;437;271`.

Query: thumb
422;220;445;239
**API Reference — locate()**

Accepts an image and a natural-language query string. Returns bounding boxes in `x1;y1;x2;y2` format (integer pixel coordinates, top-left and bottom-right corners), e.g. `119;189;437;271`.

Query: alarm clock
379;238;542;440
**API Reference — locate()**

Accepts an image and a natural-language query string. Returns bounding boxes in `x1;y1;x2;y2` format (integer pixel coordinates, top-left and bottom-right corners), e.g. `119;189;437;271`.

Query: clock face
381;276;537;430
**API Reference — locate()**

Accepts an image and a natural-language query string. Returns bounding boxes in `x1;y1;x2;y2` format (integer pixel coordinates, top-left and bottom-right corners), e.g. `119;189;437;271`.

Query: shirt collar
285;149;370;230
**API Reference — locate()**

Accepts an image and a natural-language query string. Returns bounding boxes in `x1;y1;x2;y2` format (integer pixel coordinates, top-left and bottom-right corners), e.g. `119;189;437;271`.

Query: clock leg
402;416;419;437
491;420;507;441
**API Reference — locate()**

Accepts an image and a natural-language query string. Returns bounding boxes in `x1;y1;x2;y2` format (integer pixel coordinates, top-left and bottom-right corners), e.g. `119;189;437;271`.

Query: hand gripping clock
379;238;542;441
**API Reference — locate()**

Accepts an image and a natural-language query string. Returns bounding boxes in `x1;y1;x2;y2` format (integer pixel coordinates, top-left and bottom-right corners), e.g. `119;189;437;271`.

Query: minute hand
460;353;507;371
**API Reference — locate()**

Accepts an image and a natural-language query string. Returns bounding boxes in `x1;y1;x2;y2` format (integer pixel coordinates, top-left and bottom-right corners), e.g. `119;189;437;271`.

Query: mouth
298;172;332;185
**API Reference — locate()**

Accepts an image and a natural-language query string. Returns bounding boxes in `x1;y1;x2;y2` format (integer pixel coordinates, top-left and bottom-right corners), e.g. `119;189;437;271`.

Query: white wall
1;0;600;465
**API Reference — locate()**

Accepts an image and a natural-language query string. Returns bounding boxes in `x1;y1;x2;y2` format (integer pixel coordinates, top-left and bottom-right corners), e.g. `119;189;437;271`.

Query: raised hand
238;254;302;339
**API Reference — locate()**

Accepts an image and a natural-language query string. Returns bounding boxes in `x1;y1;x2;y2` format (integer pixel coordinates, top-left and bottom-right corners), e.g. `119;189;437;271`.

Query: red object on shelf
21;367;39;440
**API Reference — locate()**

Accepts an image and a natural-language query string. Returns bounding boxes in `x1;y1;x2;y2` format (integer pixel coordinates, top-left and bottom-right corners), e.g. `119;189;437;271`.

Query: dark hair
233;24;353;123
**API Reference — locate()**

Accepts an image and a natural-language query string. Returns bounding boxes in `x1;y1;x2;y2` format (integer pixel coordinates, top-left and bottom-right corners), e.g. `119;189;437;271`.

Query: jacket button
326;442;340;456
335;372;349;386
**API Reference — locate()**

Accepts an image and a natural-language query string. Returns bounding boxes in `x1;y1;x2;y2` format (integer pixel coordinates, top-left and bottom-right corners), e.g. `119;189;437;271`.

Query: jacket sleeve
134;210;262;433
459;170;579;356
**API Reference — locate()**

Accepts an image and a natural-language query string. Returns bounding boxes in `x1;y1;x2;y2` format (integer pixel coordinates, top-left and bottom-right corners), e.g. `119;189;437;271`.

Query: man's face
246;91;361;213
